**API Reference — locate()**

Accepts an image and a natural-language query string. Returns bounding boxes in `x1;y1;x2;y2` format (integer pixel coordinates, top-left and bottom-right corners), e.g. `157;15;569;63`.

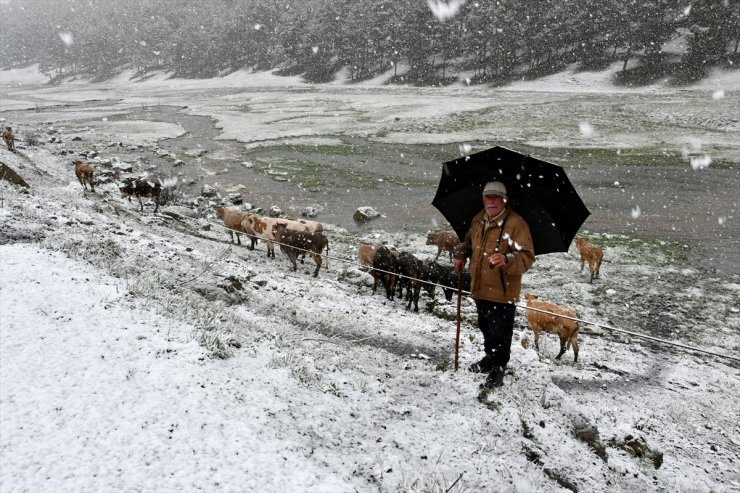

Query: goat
73;160;95;193
371;246;398;300
216;206;258;250
2;126;16;152
119;177;161;212
575;237;604;283
272;223;329;277
426;231;461;262
524;293;580;363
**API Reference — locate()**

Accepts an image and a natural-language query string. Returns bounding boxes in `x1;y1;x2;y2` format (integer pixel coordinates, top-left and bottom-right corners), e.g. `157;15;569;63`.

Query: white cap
482;181;507;198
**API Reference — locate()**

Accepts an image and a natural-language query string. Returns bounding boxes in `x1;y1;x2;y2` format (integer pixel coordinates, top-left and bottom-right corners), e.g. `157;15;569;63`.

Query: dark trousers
474;300;516;368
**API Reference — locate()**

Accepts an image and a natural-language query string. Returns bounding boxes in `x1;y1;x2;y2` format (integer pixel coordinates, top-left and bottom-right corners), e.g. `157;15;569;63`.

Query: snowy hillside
1;132;739;492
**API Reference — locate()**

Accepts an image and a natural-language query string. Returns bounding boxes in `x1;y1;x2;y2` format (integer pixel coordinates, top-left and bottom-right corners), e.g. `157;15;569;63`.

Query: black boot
483;366;506;389
468;353;493;373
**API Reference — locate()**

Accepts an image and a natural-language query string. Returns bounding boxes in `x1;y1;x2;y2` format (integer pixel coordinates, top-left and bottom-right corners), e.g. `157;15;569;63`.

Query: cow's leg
154;195;160;213
235;232;242;245
556;333;567;360
571;334;579;363
138;197;144;211
312;253;321;277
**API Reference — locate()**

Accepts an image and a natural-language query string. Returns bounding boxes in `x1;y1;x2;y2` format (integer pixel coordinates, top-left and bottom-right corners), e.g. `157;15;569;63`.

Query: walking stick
454;267;462;371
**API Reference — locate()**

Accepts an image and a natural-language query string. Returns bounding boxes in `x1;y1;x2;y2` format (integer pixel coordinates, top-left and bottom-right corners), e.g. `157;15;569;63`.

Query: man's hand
488;252;506;268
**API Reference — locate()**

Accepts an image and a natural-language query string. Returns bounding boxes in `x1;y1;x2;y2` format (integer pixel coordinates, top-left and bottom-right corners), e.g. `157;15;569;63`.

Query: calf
395;251;423;311
244;214;323;258
272;223;329;277
575;237;604;283
371;246;399;301
73;160;95;193
119;177;162;212
216;206;258;250
524;293;580;363
2;126;16;152
357;242;379;270
437;264;471;301
426;231;461;262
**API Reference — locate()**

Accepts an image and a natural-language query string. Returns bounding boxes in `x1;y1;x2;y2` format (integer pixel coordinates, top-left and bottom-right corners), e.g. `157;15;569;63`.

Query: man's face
483;194;506;217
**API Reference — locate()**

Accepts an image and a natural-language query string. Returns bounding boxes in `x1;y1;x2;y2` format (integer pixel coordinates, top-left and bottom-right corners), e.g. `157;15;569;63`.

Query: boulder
353;206;381;224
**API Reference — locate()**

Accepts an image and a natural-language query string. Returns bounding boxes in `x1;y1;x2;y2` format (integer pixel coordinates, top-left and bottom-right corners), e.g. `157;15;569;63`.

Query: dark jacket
455;207;535;303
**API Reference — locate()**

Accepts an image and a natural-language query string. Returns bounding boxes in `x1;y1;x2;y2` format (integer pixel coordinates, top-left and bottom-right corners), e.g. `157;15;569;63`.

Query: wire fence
205;218;739;363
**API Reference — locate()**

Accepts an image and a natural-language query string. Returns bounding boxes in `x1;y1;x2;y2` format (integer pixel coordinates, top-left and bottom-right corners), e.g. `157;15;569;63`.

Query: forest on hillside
1;0;738;86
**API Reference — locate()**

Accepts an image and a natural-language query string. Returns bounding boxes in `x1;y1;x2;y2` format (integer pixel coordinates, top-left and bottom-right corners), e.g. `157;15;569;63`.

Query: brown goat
73;160;95;193
426;231;461;261
524;293;580;363
216;206;258;250
575;237;604;283
273;223;329;277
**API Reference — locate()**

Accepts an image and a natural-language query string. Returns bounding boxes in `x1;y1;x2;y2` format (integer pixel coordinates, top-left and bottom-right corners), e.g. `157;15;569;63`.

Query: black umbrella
432;146;590;255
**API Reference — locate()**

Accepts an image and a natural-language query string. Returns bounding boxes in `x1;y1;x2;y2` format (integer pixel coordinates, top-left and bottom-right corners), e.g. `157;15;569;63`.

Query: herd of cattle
215;204;470;307
66;159;604;363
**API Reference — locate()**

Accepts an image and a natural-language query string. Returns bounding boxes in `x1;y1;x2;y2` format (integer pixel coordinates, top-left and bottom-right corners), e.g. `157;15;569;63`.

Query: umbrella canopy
432;146;590;255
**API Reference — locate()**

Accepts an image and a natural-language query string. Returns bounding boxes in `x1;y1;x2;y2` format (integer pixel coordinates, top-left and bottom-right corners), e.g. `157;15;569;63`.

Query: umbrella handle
454;268;462;371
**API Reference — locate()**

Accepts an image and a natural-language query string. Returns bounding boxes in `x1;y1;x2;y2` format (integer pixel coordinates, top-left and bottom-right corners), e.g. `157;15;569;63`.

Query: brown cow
3;126;16;152
216;206;258;250
426;231;461;261
357;242;380;270
73;160;95;193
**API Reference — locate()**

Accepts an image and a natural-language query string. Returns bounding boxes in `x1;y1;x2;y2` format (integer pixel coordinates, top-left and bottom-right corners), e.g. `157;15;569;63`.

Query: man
453;181;535;389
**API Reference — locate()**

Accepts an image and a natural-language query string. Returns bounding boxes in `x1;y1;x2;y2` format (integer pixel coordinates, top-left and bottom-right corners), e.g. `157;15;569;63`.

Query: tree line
1;0;737;86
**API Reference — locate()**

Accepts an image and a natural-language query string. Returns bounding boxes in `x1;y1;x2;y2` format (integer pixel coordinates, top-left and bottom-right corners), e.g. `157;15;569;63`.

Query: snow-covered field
1;66;739;492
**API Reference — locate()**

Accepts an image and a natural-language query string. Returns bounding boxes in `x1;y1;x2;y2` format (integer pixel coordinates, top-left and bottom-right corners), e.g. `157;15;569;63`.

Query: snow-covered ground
1;66;739;492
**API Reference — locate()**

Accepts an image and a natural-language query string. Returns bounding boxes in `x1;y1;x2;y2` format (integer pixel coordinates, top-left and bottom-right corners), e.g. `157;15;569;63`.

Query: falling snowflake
712;90;725;100
427;0;466;21
459;143;472;155
312;46;319;54
579;121;594;137
58;32;73;46
254;24;262;31
631;206;641;219
718;216;726;226
690;155;712;170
